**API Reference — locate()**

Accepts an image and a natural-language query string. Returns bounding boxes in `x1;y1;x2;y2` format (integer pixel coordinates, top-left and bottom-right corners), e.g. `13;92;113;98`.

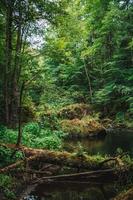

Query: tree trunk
84;60;93;103
0;144;127;173
10;2;23;126
4;2;13;125
16;82;25;146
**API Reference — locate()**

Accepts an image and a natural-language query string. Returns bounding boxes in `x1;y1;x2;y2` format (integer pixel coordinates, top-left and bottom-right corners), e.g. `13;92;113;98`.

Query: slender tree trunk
16;82;25;146
4;3;13;125
84;60;93;103
11;2;22;126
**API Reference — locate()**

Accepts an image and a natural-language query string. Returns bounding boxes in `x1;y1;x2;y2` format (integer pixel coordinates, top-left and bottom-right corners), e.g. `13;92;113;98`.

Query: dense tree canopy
0;1;133;199
41;0;133;118
0;0;132;127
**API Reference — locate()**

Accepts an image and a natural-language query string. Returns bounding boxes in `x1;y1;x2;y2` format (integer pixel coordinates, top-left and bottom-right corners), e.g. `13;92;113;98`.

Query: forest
0;0;133;199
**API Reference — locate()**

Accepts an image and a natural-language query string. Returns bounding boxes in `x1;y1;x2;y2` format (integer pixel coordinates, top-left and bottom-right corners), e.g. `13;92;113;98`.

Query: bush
0;175;16;200
0;146;23;167
23;122;41;136
0;174;12;188
28;129;66;150
0;122;66;160
33;135;62;150
0;125;17;144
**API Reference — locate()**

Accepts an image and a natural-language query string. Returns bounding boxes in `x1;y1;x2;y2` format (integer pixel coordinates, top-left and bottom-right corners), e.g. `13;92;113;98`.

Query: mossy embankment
60;118;105;138
57;103;106;138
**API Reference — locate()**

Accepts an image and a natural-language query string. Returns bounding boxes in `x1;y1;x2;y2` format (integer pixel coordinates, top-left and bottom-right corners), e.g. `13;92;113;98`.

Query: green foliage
122;154;133;166
0;122;66;153
0;174;12;188
0;122;67;169
23;122;41;136
33;134;62;150
116;147;123;155
39;112;60;130
23;123;66;150
23;126;66;150
74;142;87;157
0;146;23;168
0;175;16;199
0;125;17;144
115;112;125;123
0;1;133;198
36;0;133;125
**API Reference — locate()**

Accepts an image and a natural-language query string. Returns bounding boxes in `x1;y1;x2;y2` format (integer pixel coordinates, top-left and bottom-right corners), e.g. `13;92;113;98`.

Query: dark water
22;182;117;200
64;129;133;156
22;129;133;200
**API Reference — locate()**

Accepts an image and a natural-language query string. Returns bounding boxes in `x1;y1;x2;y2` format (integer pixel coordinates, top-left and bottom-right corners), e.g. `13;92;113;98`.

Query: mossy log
0;144;103;172
114;187;133;200
0;143;128;175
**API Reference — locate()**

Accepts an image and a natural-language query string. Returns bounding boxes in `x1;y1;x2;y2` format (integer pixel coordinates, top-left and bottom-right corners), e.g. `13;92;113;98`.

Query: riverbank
0;141;133;200
0;103;132;199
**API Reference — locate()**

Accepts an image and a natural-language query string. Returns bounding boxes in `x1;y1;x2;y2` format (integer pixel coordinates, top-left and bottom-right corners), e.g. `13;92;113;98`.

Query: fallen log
33;168;117;184
0;155;36;173
113;187;133;200
0;143;124;173
0;143;132;190
0;143;130;179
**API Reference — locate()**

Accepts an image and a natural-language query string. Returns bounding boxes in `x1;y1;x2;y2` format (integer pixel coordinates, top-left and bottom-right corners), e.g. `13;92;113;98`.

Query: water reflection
23;130;133;200
64;129;133;156
23;182;117;200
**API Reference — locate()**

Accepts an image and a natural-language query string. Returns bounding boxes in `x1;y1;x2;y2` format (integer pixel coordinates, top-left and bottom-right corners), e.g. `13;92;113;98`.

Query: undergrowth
0;121;66;199
0;123;66;150
0;174;16;199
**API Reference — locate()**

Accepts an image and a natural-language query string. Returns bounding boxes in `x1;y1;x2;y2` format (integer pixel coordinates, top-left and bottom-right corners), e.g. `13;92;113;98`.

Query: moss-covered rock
60;118;106;138
57;103;93;120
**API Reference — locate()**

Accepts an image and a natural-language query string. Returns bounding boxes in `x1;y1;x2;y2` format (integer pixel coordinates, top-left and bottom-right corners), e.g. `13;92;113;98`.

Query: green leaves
23;122;40;136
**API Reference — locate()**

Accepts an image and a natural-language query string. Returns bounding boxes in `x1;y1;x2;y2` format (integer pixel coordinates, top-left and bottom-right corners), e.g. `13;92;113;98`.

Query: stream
22;182;117;200
22;129;133;200
63;129;133;156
